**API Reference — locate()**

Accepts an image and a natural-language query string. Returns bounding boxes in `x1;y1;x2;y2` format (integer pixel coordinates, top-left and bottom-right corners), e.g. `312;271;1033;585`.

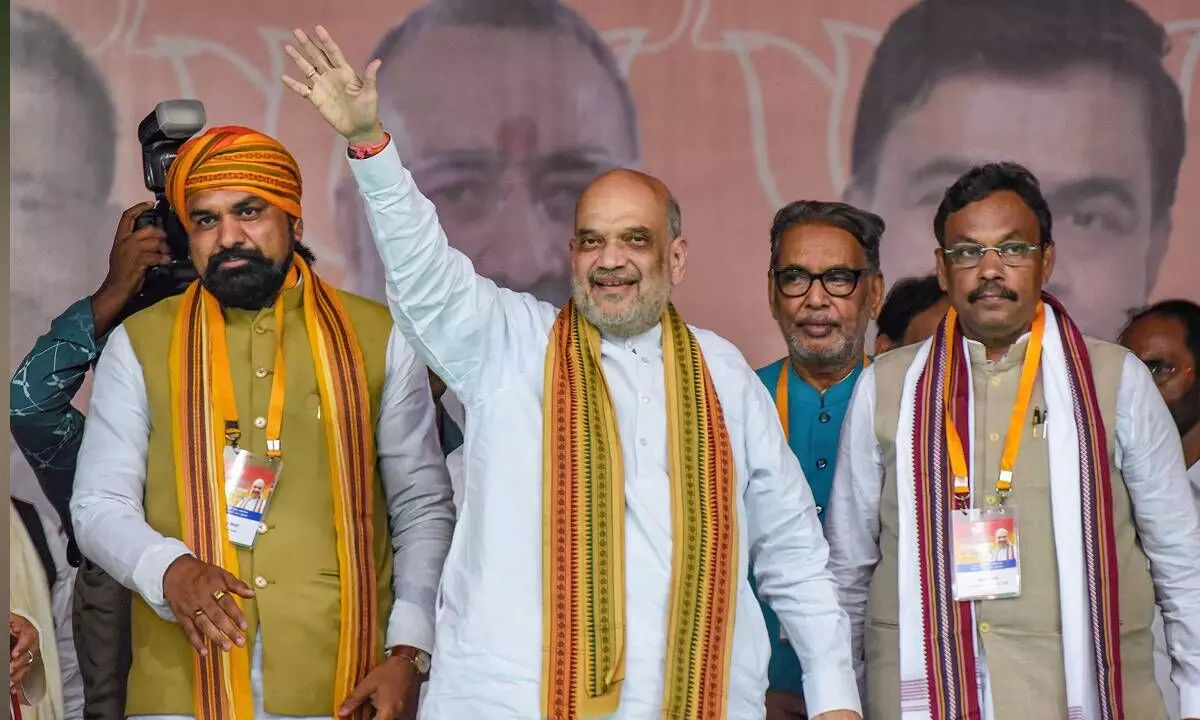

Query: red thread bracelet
348;131;391;160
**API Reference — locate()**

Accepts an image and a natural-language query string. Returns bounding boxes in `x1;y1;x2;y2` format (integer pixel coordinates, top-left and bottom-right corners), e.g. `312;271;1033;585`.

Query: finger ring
193;608;205;617
212;590;227;602
26;651;34;666
306;68;319;79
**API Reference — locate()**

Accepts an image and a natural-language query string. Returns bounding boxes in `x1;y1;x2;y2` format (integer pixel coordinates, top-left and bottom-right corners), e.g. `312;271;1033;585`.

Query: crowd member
71;126;454;720
754;201;884;719
12;500;63;720
1121;298;1200;719
873;274;947;355
285;24;861;719
827;162;1200;718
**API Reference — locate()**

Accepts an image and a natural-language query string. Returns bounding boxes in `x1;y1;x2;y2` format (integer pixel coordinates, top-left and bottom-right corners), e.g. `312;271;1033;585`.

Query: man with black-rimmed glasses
754;201;886;719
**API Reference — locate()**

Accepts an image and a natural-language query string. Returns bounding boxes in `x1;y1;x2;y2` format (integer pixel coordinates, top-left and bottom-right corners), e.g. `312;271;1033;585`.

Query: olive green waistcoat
122;283;397;716
864;337;1164;720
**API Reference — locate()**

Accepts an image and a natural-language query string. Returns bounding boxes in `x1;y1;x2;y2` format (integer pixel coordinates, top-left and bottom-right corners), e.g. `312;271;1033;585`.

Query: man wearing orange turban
70;125;454;720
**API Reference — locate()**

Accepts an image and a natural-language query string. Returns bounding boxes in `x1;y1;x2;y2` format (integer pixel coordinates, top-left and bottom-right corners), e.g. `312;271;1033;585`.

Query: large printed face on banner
856;69;1163;342
10;9;116;372
337;24;638;306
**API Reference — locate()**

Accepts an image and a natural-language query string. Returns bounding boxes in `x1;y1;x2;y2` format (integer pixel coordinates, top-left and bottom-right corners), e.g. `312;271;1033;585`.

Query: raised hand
282;25;384;146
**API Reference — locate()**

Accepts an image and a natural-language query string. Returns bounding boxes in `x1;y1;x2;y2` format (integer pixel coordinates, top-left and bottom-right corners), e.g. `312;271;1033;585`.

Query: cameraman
10;202;172;720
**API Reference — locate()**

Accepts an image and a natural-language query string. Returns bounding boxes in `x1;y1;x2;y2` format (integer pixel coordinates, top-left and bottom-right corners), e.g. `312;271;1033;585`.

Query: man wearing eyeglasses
1119;301;1200;720
755;201;885;719
826;162;1200;718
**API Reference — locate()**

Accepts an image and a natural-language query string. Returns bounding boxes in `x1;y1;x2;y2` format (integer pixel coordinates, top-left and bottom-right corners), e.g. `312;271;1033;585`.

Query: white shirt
347;143;859;719
826;348;1200;717
70;323;455;681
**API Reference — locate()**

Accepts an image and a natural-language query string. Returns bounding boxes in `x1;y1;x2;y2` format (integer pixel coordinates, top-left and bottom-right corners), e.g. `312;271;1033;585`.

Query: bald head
577;169;681;241
570;169;686;336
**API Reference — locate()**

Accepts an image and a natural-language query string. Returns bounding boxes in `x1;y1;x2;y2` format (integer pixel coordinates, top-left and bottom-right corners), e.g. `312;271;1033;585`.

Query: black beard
202;247;292;310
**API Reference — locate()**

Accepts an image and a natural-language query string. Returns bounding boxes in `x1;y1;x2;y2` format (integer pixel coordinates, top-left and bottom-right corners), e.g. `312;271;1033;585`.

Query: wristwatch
386;645;431;674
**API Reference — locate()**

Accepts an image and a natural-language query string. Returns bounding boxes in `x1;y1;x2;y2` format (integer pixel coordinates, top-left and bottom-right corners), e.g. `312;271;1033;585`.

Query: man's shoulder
1081;335;1134;369
330;288;396;331
690;326;751;370
872;341;925;380
123;294;186;339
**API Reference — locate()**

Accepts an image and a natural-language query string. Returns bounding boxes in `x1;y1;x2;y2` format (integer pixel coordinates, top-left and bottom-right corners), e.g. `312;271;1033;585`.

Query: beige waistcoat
864;337;1164;720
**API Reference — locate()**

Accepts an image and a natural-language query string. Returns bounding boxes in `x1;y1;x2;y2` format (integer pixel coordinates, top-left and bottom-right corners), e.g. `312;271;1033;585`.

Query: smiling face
770;223;883;372
186;189;298;309
570;171;685;337
936;190;1055;348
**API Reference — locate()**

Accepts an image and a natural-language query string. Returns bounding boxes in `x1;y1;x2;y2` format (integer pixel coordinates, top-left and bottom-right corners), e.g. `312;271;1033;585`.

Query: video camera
122;99;207;318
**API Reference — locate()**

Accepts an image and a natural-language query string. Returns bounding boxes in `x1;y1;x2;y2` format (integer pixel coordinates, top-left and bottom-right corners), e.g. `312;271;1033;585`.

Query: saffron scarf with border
541;301;739;720
167;254;378;720
895;292;1123;719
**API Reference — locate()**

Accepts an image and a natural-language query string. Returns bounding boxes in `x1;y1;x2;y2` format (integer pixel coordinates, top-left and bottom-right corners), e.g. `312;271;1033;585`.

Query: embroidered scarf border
911;292;1123;718
541;301;738;720
168;255;378;720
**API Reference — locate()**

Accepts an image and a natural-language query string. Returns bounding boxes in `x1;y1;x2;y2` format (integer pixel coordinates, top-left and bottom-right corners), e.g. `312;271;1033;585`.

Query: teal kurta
752;357;865;698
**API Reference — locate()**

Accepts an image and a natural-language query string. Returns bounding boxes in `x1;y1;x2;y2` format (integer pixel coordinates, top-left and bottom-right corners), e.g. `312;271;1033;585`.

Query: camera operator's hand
92;201;172;336
281;25;385;147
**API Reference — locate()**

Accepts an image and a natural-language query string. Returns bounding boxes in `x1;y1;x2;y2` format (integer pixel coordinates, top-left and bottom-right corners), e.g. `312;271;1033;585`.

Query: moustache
589;268;641;286
968;283;1019;303
794;315;840;327
208;246;272;272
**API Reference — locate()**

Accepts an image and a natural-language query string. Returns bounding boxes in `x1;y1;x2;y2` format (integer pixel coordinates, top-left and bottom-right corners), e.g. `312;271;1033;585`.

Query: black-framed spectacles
772;267;867;298
941;242;1041;268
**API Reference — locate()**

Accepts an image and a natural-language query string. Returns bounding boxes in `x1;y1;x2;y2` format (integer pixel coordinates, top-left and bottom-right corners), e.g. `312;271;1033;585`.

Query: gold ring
193;608;205;617
26;650;34;666
212;590;227;602
306;68;319;79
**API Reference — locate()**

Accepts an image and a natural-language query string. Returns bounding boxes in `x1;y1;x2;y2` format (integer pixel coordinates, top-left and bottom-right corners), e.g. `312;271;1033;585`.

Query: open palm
282;26;383;145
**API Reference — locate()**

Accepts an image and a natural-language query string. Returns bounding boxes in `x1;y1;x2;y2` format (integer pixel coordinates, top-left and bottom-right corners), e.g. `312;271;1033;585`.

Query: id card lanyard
944;301;1045;508
204;276;291;461
774;355;871;441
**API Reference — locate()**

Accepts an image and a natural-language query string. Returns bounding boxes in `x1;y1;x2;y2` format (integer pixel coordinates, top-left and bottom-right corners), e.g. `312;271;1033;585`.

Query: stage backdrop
13;0;1200;374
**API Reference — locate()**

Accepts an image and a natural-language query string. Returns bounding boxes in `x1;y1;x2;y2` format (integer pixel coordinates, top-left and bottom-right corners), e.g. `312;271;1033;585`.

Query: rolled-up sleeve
824;366;884;687
1115;353;1200;716
69;326;191;621
742;374;860;715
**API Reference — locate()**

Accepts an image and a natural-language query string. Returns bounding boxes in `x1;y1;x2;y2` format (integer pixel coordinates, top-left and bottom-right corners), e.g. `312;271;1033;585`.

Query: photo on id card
224;447;281;548
950;508;1021;601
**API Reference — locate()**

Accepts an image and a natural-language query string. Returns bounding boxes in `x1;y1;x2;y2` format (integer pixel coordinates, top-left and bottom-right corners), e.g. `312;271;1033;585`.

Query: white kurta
347;144;860;719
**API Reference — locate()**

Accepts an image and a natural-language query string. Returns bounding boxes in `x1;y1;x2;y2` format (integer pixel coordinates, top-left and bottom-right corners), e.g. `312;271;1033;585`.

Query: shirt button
257;523;269;535
990;376;1002;387
818;412;831;424
641;357;650;365
979;622;991;633
254;416;267;429
254;325;268;335
816;458;828;470
254;576;268;589
641;396;650;404
989;432;1000;442
639;438;647;447
255;367;269;379
815;505;824;515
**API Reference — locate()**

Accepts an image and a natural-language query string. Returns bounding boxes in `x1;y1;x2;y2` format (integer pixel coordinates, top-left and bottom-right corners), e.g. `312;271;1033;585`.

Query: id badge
950;505;1021;601
224;446;282;549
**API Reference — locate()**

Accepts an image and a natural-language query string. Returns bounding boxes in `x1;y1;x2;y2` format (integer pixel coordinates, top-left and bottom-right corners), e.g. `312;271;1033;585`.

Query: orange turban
165;125;303;226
